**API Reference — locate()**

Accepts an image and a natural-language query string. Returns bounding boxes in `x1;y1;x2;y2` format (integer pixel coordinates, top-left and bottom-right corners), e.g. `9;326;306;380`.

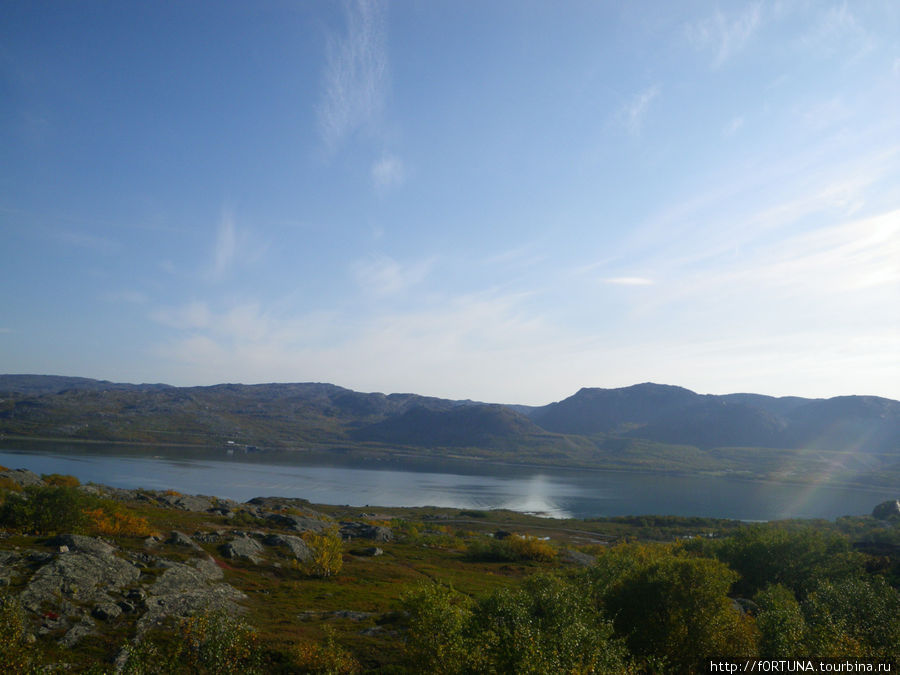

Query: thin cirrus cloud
371;154;406;191
603;277;654;286
685;3;762;67
317;0;388;152
620;84;660;136
352;254;433;297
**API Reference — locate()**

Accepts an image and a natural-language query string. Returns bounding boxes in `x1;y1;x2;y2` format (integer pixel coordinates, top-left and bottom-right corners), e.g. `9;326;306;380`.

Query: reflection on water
0;443;895;521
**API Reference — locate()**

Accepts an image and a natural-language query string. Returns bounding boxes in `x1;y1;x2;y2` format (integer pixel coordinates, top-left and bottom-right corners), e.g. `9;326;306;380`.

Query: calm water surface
0;443;894;521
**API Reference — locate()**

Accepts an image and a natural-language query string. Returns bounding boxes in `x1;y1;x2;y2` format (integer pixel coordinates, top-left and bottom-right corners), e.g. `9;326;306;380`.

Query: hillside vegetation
1;376;899;486
1;467;898;673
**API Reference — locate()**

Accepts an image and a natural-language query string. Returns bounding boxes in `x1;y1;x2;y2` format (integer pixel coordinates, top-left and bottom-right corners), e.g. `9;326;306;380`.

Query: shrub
301;527;344;578
123;611;266;675
292;627;361;674
466;533;557;562
0;593;36;674
41;473;80;487
84;506;158;537
0;485;93;534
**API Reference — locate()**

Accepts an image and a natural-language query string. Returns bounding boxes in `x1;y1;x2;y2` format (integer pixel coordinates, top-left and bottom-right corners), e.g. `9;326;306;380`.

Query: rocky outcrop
264;512;331;533
340;522;393;542
220;536;264;564
135;557;245;636
0;468;44;488
263;533;313;562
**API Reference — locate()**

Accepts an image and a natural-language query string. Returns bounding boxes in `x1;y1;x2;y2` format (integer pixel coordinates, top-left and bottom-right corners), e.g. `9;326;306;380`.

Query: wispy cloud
318;0;388;152
686;3;762;67
46;228;118;254
150;301;212;331
207;212;266;282
620;84;660;136
371;154;405;191
103;290;148;304
352;254;432;297
723;116;744;137
603;277;654;286
211;213;237;280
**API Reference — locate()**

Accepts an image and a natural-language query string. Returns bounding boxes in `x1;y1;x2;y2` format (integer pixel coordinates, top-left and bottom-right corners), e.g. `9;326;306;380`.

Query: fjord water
0;443;894;521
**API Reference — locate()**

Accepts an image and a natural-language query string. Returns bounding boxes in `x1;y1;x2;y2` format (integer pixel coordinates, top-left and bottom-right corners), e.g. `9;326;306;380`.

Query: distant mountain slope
351;404;544;447
532;383;699;434
0;374;172;396
1;375;898;459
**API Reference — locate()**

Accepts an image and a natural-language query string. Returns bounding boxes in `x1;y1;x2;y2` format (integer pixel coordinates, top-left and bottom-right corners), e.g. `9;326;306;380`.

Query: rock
58;545;69;554
340;522;393;542
265;512;331;533
92;603;122;621
166;531;201;549
156;493;215;512
54;534;116;557
333;610;372;621
59;616;96;648
872;499;900;520
263;533;313;562
0;468;44;488
493;530;512;540
220;536;264;564
351;546;383;557
135;558;245;637
20;548;140;614
193;531;224;544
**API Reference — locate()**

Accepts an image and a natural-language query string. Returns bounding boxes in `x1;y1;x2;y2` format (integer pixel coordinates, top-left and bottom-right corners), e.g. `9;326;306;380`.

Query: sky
1;1;899;405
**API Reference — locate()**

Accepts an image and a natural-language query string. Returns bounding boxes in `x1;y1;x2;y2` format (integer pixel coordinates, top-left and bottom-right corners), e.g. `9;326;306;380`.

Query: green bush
0;485;94;534
466;533;556;562
0;593;36;674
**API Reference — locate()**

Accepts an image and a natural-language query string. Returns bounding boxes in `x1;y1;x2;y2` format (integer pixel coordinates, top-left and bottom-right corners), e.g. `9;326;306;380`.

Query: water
0;442;894;521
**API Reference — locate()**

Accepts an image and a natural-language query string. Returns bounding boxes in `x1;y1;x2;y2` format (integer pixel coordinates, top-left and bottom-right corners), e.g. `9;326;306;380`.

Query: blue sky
2;1;898;405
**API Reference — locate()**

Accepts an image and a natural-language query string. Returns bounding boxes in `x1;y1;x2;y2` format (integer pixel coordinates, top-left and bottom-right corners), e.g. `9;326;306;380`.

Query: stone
263;533;313;562
92;603;122;621
352;546;383;557
54;534;115;557
220;536;264;564
340;522;393;542
0;468;44;488
59;616;96;648
265;512;331;533
166;531;201;549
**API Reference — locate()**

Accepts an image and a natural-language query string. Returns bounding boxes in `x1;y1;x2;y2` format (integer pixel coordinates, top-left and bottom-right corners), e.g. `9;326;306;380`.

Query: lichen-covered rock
59;616;95;648
54;534;116;557
220;536;264;563
20;548;140;614
0;468;44;488
263;533;313;562
264;512;331;533
166;530;201;549
340;522;393;542
135;558;245;636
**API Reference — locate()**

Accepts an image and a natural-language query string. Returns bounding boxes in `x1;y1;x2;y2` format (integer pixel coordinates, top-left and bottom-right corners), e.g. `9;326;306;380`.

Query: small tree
301;527;344;578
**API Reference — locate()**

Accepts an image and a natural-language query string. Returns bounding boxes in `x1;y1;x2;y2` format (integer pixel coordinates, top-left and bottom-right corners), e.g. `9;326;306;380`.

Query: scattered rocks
265;512;331;533
340;522;393;542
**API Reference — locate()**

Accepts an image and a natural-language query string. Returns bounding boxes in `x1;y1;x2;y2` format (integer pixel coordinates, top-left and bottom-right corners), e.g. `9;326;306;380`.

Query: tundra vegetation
0;467;898;673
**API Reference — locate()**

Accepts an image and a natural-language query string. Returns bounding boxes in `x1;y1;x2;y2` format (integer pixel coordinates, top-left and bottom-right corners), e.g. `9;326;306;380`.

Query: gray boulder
20;546;140;614
263;533;313;562
135;557;245;636
220;536;264;564
265;512;331;533
54;534;116;557
340;522;393;542
0;468;44;488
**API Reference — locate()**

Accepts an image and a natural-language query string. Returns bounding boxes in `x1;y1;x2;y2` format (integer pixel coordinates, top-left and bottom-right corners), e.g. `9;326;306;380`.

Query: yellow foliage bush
300;527;344;578
293;628;360;674
84;507;158;537
42;473;80;487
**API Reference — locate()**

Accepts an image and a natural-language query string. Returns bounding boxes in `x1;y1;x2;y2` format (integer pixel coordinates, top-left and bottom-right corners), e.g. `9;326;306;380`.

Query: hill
1;375;898;485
